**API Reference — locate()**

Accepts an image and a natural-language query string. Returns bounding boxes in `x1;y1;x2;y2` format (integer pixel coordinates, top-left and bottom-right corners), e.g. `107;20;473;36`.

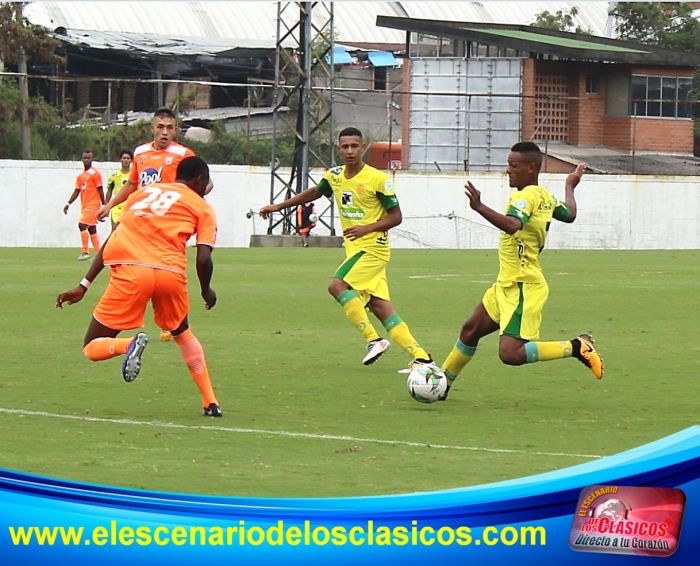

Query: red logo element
569;485;685;557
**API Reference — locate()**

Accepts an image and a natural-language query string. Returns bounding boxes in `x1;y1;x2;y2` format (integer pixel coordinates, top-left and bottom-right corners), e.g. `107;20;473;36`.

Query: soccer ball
309;213;318;223
406;364;448;404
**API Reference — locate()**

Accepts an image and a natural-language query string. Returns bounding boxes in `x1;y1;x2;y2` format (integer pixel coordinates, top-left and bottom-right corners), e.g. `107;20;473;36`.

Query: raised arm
259;187;321;219
97;179;137;220
554;163;586;224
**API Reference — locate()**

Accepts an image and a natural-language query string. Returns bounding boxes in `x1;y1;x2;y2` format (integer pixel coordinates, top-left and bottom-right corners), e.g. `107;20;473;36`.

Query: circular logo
514;199;527;209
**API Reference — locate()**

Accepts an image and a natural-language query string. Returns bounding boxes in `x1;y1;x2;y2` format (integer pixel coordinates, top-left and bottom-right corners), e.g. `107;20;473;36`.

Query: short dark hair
176;156;209;181
510;141;542;171
153;107;177;121
119;149;133;159
338;127;363;141
82;150;93;155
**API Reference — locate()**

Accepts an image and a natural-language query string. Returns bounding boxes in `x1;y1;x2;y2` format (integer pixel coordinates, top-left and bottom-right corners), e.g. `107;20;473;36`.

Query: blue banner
2;426;700;564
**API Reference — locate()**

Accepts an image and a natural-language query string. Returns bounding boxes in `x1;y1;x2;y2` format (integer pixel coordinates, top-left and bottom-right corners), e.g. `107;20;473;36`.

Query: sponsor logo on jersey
384;180;394;193
329;166;342;175
139;167;163;187
340;208;365;220
341;191;353;205
514;199;527;209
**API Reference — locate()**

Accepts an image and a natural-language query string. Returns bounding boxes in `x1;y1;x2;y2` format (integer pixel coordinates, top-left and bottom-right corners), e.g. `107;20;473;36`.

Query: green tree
532;6;592;34
609;2;700;52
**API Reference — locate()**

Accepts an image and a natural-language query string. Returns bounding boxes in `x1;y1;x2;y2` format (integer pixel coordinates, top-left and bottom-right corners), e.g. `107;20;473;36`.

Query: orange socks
173;328;219;407
90;233;100;252
83;337;132;361
80;230;89;253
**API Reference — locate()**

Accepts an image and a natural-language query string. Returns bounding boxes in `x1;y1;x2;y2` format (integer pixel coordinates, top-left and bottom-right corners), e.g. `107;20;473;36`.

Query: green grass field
0;247;698;498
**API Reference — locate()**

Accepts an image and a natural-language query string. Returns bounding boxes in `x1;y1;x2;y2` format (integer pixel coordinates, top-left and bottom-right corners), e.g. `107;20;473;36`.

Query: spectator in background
297;202;317;247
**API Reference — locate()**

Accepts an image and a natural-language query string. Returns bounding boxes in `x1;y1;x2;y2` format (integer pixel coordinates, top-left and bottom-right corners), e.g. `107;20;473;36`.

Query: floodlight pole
268;2;336;236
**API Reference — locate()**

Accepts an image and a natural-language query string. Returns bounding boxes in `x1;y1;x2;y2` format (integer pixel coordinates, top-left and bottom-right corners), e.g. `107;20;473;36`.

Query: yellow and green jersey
497;184;571;284
107;169;130;222
317;164;399;261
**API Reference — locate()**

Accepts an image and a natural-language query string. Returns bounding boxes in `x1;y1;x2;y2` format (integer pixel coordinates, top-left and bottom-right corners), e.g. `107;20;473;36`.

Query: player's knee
328;278;345;298
498;346;525;366
87;225;97;235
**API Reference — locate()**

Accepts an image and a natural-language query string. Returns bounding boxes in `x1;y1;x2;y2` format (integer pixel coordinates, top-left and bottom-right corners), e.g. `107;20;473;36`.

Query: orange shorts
93;264;189;331
79;209;98;226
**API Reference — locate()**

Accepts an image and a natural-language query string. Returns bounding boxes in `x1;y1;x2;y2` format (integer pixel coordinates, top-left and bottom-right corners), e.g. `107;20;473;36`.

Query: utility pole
268;2;336;235
15;2;31;158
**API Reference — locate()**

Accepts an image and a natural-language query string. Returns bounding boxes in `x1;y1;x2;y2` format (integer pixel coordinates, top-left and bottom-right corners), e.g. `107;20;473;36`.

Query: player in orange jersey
56;157;222;417
96;107;213;341
63;150;105;260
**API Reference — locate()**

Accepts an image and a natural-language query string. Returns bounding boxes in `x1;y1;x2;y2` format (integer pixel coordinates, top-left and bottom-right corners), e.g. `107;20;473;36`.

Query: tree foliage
0;2;62;67
609;2;700;52
531;6;591;34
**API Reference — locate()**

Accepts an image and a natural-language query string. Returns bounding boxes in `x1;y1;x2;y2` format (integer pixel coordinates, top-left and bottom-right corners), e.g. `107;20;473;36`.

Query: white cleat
362;338;391;366
122;332;149;382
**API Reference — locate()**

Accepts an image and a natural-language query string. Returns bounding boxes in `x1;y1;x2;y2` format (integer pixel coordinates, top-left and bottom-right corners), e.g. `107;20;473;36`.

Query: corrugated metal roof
25;2;613;44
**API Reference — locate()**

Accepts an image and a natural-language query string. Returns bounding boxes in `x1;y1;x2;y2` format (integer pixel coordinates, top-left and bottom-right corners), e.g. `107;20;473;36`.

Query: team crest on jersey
165;156;174;165
138;155;146;164
356;184;365;195
341;191;353;205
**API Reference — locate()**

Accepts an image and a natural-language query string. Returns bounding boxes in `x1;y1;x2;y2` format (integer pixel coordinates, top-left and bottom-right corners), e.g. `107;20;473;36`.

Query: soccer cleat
202;403;223;417
438;384;452;402
362;338;391;365
160;330;172;342
397;356;437;374
122;332;148;383
574;333;604;379
77;252;90;261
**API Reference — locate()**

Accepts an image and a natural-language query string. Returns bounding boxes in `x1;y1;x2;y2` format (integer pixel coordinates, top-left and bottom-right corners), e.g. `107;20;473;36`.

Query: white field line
0;408;601;459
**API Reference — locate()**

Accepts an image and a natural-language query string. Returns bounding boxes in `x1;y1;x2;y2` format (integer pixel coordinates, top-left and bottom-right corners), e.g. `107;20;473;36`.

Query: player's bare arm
97;179;137;220
558;162;586;224
97;185;106;206
343;204;402;241
465;181;523;235
196;244;216;310
55;236;110;308
63;189;80;215
259;187;321;219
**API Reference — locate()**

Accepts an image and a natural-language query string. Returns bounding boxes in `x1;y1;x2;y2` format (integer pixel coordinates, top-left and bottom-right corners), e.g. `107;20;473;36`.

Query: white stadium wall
0;160;698;250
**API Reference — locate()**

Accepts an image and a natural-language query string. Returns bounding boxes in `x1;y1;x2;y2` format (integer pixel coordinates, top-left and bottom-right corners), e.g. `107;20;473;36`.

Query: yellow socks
441;339;477;384
336;290;380;343
524;341;573;363
382;314;429;360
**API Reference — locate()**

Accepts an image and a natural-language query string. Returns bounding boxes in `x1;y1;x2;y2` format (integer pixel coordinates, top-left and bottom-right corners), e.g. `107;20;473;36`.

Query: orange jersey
130;142;196;188
102;182;217;275
75;167;103;211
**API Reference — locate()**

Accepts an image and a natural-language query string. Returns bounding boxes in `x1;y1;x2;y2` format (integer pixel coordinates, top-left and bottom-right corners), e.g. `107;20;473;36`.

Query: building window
585;74;599;94
629;75;693;118
373;66;387;91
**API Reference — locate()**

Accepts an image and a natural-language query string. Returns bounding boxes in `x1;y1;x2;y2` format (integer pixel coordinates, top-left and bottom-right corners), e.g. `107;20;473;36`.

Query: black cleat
438;384;451;401
202;403;223;417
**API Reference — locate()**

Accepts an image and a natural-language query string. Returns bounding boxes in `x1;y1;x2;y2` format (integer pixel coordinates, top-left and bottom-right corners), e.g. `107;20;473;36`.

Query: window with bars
629;75;693;118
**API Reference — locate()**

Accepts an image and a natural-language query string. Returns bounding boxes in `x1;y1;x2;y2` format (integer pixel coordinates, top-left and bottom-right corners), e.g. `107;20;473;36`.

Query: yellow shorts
110;203;126;225
482;281;549;341
93;264;189;332
333;251;390;305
